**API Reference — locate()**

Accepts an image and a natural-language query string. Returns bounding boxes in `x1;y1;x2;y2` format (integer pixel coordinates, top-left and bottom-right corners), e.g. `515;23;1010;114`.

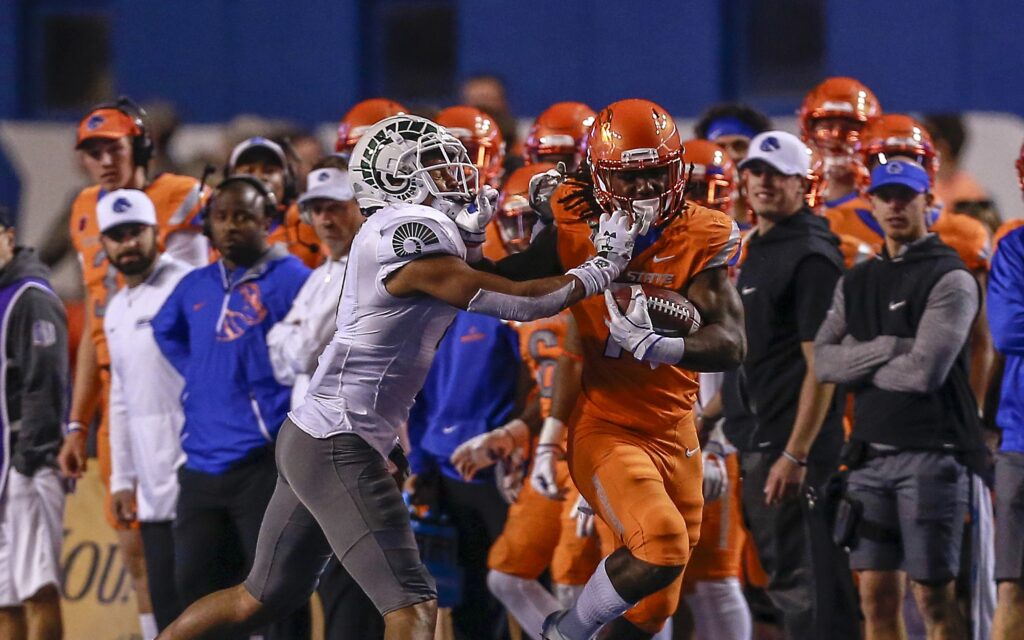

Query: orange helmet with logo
495;162;556;253
436;106;506;187
588;99;685;231
799;77;881;157
681;139;734;211
335;98;408;155
860;114;938;180
524;102;597;171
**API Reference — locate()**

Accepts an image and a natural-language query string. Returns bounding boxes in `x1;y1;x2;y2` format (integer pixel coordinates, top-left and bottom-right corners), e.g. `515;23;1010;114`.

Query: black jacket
2;248;68;475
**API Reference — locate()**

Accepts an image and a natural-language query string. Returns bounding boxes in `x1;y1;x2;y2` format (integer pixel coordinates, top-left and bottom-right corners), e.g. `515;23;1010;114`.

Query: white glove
450;419;528;481
702;451;729;502
592;210;639;271
603;286;685;367
530;417;567;500
527;161;567;222
454;185;498;246
496;448;527;505
570;494;596;538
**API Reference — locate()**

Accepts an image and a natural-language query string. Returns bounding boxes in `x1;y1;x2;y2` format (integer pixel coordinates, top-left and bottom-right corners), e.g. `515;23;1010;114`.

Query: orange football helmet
524;102;597;171
681;139;734;211
588;99;686;231
860;114;938;179
495;162;556;253
335;98;408;155
436;106;506;187
799;77;881;157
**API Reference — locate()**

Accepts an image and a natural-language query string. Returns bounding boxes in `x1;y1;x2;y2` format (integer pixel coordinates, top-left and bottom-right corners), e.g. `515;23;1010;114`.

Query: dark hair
0;205;12;230
312;154;349;171
694;103;772;139
923;114;967;159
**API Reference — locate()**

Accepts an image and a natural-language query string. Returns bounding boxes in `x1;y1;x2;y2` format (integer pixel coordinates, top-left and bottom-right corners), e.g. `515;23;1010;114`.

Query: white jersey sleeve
375;205;466;294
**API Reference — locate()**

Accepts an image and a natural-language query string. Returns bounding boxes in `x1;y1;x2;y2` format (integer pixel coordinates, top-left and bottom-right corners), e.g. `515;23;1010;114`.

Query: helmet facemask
400;132;480;219
592;149;685;235
496;194;539;254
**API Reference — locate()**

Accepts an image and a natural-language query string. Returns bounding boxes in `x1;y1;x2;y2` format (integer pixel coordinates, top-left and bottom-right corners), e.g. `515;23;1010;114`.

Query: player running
158;114;635;640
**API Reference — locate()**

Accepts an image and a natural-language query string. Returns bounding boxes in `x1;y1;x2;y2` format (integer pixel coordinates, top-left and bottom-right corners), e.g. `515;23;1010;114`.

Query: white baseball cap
298;168;354;205
738;131;811;177
97;189;157;234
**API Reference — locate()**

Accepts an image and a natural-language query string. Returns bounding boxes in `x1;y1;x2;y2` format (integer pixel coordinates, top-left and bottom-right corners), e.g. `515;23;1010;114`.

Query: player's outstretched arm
388;211;638;321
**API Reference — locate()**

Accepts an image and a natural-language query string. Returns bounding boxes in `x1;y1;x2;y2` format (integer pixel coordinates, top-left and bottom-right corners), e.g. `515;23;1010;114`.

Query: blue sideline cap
868;159;930;194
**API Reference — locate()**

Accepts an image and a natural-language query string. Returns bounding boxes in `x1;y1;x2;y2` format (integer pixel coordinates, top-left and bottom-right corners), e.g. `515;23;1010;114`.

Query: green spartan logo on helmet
355;117;441;202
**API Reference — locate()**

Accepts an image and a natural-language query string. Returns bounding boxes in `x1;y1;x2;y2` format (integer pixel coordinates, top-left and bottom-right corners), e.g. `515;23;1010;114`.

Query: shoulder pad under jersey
376;204;466;269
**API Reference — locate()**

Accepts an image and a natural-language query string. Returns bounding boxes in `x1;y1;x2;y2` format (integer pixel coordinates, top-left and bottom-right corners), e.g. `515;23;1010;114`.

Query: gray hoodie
0;248;69;476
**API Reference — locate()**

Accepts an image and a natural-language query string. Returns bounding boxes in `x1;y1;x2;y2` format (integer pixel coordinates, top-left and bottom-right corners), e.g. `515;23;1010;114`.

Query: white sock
487;570;560;638
683;578;752;640
139;613;158;640
556;558;634;639
553;582;586;609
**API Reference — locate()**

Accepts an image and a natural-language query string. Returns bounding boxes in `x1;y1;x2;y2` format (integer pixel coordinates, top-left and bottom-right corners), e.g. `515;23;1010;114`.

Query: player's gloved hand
570;494;596;538
702;451;729;502
527;161;567;223
450;418;529;481
603;285;685;367
592;210;639;271
530;417;568;500
495;448;527;505
454;185;499;248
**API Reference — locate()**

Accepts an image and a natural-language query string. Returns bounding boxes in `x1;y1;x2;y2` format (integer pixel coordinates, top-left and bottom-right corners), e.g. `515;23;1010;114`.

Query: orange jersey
932;208;991;271
555;202;740;430
823;193;883;264
514;311;570;418
993;219;1024;255
482;220;509;262
267;203;324;269
70;173;206;366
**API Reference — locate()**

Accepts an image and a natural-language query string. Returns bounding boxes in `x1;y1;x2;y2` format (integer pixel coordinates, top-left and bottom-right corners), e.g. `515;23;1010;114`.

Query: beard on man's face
111;248;156;276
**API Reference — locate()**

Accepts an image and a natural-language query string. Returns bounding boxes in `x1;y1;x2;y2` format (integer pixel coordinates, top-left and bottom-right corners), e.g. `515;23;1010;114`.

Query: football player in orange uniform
524;102;598;172
533;100;745;640
799;77;882;262
436;105;507;188
226;137;323;268
56;97;209;639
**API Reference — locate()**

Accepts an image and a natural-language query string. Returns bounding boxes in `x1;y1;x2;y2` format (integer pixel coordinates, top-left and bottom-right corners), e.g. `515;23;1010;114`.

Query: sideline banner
60;465;140;639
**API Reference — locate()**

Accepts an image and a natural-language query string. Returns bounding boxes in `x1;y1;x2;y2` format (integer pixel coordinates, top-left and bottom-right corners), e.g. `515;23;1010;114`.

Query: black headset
86;96;154;168
201;174;280;239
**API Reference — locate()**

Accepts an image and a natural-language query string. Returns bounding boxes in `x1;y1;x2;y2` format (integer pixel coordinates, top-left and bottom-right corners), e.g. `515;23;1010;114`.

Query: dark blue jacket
152;245;310;473
407;311;521;482
989;227;1024;454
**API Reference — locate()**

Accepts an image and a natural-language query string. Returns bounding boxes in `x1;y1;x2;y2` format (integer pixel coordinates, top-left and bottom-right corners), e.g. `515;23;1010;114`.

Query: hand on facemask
454;185;498;246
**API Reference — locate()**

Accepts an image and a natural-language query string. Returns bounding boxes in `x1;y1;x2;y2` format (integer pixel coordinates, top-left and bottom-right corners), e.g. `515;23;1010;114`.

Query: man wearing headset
57;97;209;639
150;176;311;640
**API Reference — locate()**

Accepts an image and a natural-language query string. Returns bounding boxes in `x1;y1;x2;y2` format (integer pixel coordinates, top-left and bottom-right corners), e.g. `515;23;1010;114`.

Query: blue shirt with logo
988;227;1024;454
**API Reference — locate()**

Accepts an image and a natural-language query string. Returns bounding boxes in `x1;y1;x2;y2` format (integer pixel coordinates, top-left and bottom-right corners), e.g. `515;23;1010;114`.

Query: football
611;284;703;338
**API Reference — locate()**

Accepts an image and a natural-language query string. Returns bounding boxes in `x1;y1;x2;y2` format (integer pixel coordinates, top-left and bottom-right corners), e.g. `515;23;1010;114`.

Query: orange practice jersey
823;193;883;264
268;203;323;269
931;209;990;271
514;311;570;419
993;218;1024;255
70;173;206;367
555;202;740;429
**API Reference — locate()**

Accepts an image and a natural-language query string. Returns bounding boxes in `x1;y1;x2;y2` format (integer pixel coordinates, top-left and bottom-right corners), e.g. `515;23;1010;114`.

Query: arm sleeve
988;234;1024;356
150;279;191;376
814;279;910;384
491;225;564;280
872;270;979;393
107;362;136;493
794;255;844;341
8;290;68;473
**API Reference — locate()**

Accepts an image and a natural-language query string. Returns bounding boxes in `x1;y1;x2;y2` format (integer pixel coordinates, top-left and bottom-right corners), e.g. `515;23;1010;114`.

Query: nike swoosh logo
685;447;699;458
442;425;458;434
741;286;756;295
652;254;676;263
888;300;907;311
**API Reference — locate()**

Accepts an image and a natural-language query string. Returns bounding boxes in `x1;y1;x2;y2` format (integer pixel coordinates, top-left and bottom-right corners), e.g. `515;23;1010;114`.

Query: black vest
843;235;981;454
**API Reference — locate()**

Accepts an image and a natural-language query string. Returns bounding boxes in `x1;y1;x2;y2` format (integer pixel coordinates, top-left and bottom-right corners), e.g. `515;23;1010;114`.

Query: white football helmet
350;114;480;220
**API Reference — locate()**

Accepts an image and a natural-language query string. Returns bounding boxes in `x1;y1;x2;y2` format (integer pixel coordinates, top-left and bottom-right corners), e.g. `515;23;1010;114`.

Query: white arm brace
467;282;576;322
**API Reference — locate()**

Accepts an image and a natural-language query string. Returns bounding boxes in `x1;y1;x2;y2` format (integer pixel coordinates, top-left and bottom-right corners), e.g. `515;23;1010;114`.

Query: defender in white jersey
160;115;639;640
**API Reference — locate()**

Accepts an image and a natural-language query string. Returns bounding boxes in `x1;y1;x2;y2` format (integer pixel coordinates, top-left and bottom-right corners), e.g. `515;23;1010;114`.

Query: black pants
174;449;310;640
739;451;860;640
139;521;182;631
317;557;385;639
439;474;510;640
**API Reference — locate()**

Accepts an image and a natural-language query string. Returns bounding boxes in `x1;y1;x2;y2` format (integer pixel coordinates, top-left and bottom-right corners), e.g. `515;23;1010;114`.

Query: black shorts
995;451;1024;582
244;420;436;616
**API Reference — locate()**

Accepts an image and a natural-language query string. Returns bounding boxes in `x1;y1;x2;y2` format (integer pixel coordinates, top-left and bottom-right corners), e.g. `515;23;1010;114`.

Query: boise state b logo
112;197;132;213
760;136;781;152
86;114;105;130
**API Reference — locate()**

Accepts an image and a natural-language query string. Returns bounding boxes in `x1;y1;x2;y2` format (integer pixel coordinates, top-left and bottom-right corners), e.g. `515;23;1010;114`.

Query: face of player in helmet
80;137;138;193
808;117;863;157
607;166;671;206
232;152;287;203
100;223;158;277
304;198;363;260
496;197;539;254
741;161;808;219
209;183;271;269
870;185;930;245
